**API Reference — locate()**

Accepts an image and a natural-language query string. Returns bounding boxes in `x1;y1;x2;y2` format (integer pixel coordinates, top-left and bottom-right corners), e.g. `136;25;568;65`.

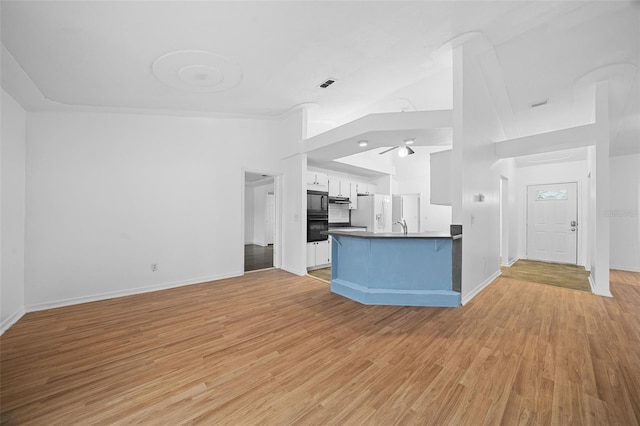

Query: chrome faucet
395;219;408;235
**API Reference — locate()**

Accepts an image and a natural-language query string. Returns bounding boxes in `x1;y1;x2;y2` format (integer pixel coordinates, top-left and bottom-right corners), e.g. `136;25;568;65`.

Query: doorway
244;172;278;272
392;194;420;233
526;182;578;264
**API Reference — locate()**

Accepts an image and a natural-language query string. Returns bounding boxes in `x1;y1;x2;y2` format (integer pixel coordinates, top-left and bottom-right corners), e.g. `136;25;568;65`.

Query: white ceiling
1;1;638;156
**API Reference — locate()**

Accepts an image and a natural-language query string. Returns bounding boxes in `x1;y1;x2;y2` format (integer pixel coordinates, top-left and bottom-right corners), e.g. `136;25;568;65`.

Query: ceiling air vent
318;78;336;89
530;99;548;108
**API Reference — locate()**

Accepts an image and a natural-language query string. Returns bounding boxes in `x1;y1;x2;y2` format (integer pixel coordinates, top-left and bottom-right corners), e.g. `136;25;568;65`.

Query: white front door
526;182;578;264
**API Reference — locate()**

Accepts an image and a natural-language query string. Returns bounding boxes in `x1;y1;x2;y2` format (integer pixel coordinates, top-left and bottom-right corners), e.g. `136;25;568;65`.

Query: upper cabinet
355;181;377;196
349;182;358;210
307;171;328;192
328;178;350;198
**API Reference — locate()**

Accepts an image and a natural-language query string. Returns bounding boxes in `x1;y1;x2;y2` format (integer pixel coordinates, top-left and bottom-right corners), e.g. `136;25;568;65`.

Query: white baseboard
1;307;26;336
461;270;502;305
610;265;640;273
25;271;243;313
281;265;307;276
588;275;613;298
501;257;519;267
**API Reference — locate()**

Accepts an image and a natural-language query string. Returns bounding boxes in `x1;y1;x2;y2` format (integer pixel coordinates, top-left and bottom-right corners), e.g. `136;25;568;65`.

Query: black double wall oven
307;190;328;242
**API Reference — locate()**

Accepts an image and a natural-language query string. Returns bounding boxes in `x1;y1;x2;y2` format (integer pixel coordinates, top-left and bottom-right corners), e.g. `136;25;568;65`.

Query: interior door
402;195;420;233
392;195;402;232
526;182;578;264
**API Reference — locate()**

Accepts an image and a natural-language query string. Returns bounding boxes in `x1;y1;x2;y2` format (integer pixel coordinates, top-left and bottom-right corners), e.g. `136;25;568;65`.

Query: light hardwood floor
1;269;639;425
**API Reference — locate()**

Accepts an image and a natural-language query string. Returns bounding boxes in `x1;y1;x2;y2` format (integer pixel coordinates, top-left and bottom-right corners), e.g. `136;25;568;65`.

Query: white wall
453;41;507;304
278;108;307;276
609;154;640;271
1;89;26;333
392;146;452;232
281;154;307;276
499;158;519;266
25;111;282;309
516;160;590;267
590;82;612;296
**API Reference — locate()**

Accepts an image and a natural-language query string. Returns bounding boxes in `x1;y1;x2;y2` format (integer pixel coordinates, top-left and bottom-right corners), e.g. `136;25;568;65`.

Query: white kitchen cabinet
307;241;330;268
349;183;358;210
316;240;330;265
307;172;328;191
356;181;377;195
328;177;340;196
328;177;351;198
306;242;315;267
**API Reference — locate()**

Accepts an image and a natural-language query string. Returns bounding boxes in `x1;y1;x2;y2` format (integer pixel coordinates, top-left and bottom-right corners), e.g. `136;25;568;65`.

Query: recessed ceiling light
404;138;415;145
358;140;368;147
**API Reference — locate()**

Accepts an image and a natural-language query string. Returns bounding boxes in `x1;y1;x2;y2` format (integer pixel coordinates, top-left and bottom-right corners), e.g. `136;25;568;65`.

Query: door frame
242;170;282;272
500;176;510;267
525;181;580;265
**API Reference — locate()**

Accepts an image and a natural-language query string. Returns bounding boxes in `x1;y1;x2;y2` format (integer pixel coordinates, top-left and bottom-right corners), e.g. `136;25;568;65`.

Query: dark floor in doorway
244;244;273;272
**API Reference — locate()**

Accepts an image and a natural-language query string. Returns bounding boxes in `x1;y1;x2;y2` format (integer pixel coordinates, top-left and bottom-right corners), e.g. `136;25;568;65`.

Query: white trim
501;257;519;267
244;267;276;274
461;270;501;305
281;266;307;276
1;307;26;336
25;271;243;312
589;275;613;297
610;265;640;273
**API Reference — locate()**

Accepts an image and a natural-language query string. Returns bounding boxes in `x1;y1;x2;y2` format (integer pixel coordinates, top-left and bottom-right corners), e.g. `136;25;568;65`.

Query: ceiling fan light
398;146;415;157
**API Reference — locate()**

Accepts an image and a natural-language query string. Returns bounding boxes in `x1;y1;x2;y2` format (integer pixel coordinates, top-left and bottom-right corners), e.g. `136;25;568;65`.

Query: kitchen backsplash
329;204;350;223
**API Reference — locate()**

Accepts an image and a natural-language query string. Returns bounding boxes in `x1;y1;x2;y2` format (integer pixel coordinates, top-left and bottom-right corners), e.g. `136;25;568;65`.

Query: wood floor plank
2;268;640;424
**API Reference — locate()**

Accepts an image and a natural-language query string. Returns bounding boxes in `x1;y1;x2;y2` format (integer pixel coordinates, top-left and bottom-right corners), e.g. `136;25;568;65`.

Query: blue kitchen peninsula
326;226;462;307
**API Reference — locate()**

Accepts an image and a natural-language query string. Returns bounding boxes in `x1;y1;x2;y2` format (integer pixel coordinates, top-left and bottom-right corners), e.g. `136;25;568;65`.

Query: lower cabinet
307;240;330;268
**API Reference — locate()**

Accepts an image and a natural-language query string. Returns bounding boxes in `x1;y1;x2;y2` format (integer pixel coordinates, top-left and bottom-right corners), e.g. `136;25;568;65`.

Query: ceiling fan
378;139;416;157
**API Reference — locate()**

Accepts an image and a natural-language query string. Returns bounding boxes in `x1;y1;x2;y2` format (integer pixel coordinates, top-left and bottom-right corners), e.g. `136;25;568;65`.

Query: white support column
451;46;464;225
591;81;612;296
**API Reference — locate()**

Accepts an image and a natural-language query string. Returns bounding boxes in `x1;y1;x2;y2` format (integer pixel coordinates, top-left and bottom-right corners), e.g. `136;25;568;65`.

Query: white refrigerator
351;194;392;233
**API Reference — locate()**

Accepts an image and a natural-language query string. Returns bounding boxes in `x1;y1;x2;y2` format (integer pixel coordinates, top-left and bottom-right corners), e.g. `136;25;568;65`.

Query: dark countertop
326;230;461;239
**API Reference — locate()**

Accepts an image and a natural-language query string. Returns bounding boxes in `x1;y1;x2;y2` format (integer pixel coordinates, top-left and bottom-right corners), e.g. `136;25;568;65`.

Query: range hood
329;196;351;204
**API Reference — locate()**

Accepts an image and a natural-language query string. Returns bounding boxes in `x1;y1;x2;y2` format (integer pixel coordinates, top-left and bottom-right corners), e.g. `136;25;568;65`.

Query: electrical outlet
151;263;158;272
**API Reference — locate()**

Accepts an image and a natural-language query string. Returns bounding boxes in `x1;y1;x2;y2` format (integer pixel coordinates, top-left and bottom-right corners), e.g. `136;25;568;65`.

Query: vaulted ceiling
1;1;638;154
